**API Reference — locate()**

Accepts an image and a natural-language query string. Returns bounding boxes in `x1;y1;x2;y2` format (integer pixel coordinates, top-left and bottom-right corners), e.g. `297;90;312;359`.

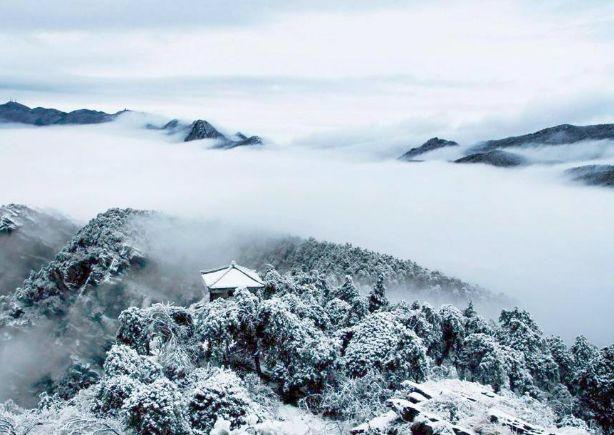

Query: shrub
93;375;140;415
457;333;509;392
123;378;188;435
342;312;428;383
309;371;392;422
103;344;163;383
257;298;340;399
187;368;259;434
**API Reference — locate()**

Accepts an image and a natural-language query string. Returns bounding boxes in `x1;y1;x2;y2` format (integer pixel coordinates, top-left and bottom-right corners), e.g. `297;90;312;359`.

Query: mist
0;119;613;345
0;322;69;406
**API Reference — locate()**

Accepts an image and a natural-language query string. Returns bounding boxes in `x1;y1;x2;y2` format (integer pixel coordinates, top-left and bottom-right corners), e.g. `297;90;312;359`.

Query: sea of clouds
0;116;613;344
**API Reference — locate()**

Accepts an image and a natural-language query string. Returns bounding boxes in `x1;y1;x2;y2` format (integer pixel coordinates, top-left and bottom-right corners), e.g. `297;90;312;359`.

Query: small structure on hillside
201;261;264;301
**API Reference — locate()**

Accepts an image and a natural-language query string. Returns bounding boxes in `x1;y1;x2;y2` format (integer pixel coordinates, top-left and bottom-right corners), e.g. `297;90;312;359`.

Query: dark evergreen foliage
368;273;389;313
0;207;609;432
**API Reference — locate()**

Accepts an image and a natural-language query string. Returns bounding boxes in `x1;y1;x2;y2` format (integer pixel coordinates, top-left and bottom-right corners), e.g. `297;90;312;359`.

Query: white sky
0;0;612;144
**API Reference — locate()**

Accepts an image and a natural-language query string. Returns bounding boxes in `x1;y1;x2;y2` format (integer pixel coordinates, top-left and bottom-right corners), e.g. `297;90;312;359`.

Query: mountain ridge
0;101;265;148
398;123;614;161
565;164;614;188
0;101;127;126
477;123;614;151
398;137;458;160
455;149;528;167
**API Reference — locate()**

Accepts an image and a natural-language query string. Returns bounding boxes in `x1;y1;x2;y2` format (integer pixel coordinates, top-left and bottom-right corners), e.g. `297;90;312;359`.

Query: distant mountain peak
1;101;30;110
399;137;458;160
184;119;264;149
184;119;226;142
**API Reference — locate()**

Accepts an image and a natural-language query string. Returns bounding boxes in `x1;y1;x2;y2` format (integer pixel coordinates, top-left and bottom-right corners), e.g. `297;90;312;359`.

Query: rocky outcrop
478;123;614;151
0;101;126;126
351;380;571;435
229;135;263;148
565;164;614;188
184;119;226;142
0;215;18;234
184;120;263;148
455;150;527;167
399;137;459;160
488;409;550;435
351;383;473;434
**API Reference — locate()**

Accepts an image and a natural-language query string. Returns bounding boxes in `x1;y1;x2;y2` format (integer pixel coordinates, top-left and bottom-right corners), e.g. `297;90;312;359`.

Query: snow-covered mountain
0;204;611;434
0;206;505;405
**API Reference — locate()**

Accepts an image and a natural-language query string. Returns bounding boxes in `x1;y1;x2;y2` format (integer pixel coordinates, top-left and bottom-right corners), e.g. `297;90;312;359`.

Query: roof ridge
201;262;264;288
209;264;234;287
200;265;230;274
234;265;264;285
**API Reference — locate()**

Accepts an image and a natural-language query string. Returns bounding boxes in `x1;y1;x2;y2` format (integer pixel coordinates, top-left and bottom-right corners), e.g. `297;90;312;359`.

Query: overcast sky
0;0;613;144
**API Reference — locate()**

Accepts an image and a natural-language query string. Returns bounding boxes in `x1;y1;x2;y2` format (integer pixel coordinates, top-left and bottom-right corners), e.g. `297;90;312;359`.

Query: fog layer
0;121;612;344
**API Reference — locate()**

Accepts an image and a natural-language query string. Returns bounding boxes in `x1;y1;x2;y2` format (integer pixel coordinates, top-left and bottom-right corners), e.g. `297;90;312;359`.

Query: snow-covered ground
353;379;590;434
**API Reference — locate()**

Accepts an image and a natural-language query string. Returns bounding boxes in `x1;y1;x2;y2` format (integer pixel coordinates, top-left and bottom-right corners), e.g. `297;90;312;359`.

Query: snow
351;410;400;434
206;405;340;435
407;379;590;434
260;404;340;434
201;262;264;290
352;378;593;434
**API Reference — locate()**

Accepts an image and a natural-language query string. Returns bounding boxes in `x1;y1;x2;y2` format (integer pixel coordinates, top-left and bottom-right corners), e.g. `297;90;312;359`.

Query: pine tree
576;345;614;431
570;335;598;372
368;273;389;313
334;275;367;324
335;275;360;303
463;301;476;318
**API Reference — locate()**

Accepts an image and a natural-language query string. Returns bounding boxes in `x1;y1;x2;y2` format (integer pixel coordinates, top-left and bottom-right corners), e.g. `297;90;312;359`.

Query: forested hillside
0;270;610;433
0;206;611;433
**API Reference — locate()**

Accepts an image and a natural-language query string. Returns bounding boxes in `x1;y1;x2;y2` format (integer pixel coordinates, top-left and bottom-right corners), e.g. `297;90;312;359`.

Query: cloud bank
0;121;612;345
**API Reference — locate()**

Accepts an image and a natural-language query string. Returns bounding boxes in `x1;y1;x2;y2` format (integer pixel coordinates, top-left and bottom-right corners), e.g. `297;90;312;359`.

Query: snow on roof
201;261;264;290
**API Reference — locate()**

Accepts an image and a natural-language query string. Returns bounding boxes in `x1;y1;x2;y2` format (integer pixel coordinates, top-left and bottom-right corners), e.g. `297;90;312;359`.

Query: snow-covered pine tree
368;273;389;313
